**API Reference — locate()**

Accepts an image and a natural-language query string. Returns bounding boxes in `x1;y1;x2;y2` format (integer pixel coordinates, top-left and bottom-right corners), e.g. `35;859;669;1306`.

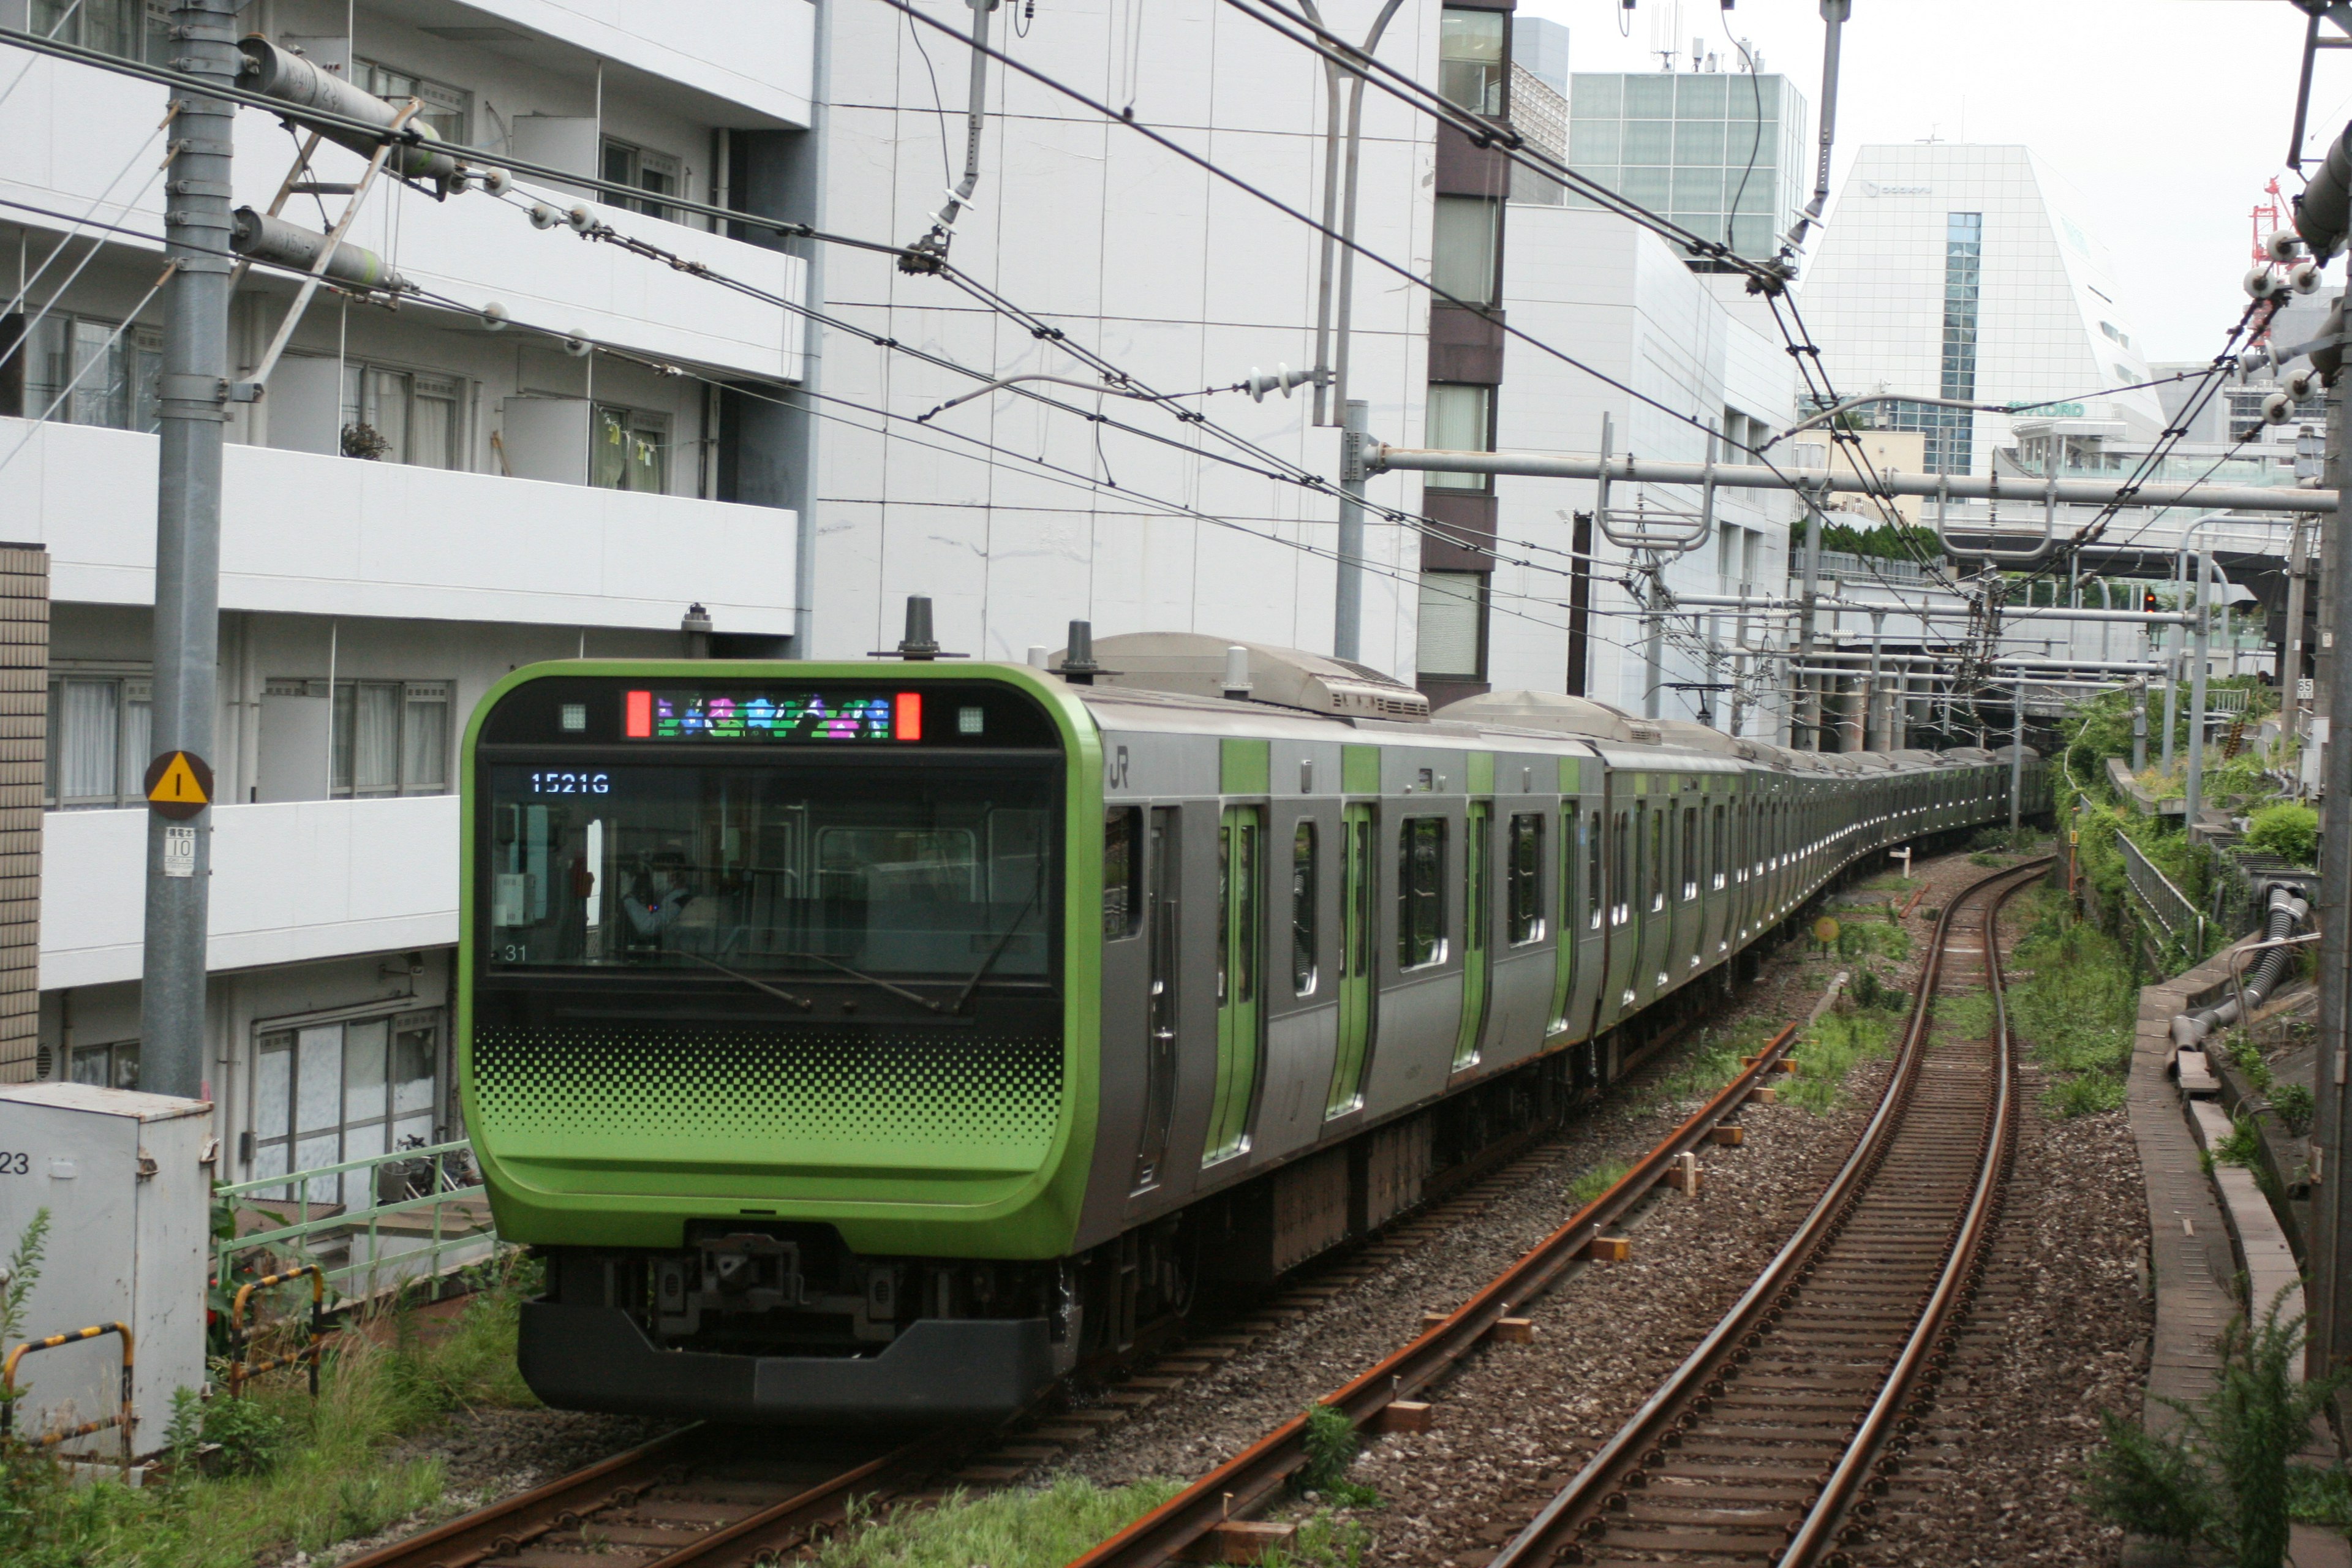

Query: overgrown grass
1566;1159;1631;1207
2002;889;2137;1117
1;1250;543;1568
1782;1009;1895;1113
1647;1022;1784;1112
810;1477;1184;1568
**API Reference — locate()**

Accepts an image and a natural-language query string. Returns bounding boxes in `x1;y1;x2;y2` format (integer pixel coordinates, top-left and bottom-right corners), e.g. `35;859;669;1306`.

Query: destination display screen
477;675;1061;750
624;688;919;742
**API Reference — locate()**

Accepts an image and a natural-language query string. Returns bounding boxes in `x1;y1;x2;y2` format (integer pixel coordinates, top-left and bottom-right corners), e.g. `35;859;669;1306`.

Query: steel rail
334;1399;958;1568
1488;857;2049;1568
1785;864;2035;1567
1064;1013;1809;1568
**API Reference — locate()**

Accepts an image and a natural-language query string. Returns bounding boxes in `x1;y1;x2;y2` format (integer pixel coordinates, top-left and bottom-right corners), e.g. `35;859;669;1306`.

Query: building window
1398;817;1448;968
601;137;684;221
253;1009;442;1206
330;680;451;797
341;364;464;468
1439;9;1507;116
29;0;166;64
21;314;160;431
1423;383;1493;491
1433;195;1501;305
355;59;471;145
45;673;151;809
1560;70;1793;262
1417;569;1488;679
66;1038;140;1090
592;404;670;492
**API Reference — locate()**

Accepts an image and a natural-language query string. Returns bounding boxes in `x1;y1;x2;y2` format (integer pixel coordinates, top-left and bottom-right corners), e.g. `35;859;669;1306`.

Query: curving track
1490;858;2050;1568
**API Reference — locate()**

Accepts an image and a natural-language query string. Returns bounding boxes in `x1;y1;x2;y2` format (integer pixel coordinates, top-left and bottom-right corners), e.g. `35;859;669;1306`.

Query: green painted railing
213;1140;493;1306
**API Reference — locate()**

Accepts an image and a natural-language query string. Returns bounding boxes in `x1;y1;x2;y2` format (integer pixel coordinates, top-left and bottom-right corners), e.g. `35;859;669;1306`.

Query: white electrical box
0;1084;213;1458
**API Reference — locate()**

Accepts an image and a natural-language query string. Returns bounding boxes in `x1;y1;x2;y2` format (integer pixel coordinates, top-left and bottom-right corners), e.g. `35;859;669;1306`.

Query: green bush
2083;1294;2342;1568
164;1388;290;1478
2004;891;2136;1115
2271;1083;2315;1139
2244;803;2318;868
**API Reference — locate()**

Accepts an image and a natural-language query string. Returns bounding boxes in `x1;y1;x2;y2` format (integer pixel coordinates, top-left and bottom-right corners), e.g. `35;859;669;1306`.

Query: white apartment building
1798;143;2166;477
1483;205;1798;734
0;0;1458;1188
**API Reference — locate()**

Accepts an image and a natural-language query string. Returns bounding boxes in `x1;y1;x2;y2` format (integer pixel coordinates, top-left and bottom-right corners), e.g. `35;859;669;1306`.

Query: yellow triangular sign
148;752;208;807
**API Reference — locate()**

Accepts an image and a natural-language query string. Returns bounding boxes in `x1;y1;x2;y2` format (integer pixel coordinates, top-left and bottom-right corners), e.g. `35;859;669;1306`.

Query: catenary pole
1335;398;1368;662
2008;670;2024;836
2184;549;2212;833
2313;346;2352;1381
140;0;238;1100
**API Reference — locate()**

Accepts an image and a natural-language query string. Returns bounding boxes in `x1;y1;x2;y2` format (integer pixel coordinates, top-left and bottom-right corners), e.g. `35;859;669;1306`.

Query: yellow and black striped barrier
1;1320;134;1474
228;1264;325;1399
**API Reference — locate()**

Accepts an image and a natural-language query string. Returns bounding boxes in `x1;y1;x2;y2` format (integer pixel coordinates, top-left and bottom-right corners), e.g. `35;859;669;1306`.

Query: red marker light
895;692;922;741
624;690;652;738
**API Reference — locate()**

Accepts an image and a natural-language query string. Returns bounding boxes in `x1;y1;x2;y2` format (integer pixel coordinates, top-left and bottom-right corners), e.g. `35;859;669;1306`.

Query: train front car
459;662;1100;1425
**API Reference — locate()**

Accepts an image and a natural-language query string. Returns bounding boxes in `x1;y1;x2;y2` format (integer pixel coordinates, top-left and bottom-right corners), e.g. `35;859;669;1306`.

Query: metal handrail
228;1265;325;1399
216;1140;492;1305
2119;831;2206;955
1;1320;133;1473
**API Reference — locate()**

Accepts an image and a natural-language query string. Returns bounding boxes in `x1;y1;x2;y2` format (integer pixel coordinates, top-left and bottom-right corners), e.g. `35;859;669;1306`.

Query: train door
1205;805;1262;1164
1452;802;1492;1071
1133;807;1181;1190
1325;802;1376;1117
1548;790;1579;1036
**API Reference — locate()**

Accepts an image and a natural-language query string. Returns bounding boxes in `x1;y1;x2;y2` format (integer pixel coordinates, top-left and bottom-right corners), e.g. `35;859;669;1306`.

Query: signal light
2141;590;2158;613
894;692;923;741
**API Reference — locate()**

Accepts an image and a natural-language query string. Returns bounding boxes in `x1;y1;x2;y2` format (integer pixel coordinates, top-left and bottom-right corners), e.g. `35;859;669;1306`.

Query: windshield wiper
672;949;815;1011
951;872;1049;1015
779;950;949;1014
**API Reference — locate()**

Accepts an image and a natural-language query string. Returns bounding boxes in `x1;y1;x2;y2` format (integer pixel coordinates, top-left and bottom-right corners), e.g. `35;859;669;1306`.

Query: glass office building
1517;71;1809;268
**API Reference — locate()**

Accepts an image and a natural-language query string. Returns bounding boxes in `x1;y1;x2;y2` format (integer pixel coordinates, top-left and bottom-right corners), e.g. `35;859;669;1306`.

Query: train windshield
480;759;1060;981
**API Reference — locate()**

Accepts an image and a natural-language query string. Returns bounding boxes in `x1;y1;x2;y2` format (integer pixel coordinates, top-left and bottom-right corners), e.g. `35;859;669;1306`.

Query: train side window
1647;804;1665;913
1104;807;1142;938
1292;820;1319;995
1610;810;1629;925
1679;805;1698;901
1506;812;1543;944
1586;810;1605;930
1398;816;1448;968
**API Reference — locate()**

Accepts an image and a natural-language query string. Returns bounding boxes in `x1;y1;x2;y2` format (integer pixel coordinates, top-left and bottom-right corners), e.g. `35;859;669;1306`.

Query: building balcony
421;0;815;127
40;796;458;989
0;45;806;382
0;418;799;633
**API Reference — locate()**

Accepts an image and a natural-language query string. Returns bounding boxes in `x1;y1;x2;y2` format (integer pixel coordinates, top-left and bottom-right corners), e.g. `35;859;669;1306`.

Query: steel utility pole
1335;399;1368;662
2008;671;2025;836
2313;313;2352;1382
2184;550;2212;833
141;0;239;1100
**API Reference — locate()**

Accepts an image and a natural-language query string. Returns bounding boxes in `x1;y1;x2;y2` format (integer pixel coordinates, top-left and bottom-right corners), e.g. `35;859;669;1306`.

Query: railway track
1489;857;2050;1568
338;1424;951;1568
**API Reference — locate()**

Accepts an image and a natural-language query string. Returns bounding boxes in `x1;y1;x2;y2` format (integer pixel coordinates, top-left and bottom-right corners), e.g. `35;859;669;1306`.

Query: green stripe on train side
1221;737;1271;795
455;659;1106;1259
1343;744;1381;794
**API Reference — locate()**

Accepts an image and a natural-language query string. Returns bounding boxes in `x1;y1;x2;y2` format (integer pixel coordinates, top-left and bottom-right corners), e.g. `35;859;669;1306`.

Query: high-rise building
1514;68;1809;273
1797;145;2166;477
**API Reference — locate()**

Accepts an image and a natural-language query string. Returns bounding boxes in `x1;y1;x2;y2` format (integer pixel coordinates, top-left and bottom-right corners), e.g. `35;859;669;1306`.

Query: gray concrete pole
2184;549;2212;834
1865;610;1885;750
2309;361;2352;1381
140;0;239;1101
2286;516;2310;761
2009;671;2025;837
1335;398;1367;662
1642;568;1664;720
2160;615;2179;777
2131;683;2147;774
1795;500;1823;747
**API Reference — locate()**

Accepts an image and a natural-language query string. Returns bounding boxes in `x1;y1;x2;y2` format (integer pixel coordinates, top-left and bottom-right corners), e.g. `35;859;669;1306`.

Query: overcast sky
1515;0;2333;368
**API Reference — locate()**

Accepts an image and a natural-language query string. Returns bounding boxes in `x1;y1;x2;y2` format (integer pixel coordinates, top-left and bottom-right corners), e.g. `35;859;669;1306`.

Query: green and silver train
459;630;2045;1424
